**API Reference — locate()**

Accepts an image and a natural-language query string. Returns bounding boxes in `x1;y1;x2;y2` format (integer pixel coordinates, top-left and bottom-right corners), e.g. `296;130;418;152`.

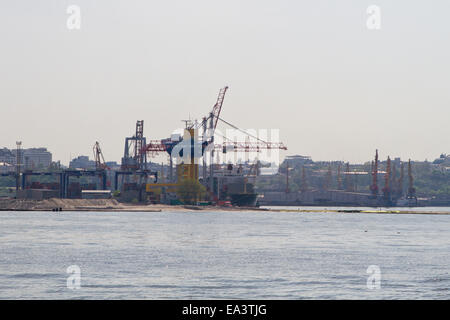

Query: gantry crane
122;120;147;171
116;121;157;192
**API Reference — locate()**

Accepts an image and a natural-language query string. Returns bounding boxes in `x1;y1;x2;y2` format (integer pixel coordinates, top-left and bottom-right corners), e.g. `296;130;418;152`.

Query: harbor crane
143;87;287;157
93;141;109;171
142;87;287;197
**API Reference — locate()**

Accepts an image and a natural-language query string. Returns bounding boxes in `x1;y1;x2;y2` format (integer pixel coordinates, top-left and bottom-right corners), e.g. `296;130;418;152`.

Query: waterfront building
23;148;52;169
69;155;96;170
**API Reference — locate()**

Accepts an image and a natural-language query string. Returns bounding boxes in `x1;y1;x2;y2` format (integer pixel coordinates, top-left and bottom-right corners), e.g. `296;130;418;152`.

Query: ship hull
230;193;258;207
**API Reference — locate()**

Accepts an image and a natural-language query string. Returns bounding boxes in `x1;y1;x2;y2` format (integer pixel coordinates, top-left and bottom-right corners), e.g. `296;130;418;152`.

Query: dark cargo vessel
230;192;258;207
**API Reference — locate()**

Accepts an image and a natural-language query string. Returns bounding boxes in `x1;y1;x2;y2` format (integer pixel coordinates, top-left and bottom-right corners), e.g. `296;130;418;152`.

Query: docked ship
207;163;258;207
230;192;258;207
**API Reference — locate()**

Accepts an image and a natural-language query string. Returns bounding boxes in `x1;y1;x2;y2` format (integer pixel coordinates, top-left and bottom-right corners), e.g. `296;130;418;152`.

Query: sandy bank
0;198;449;214
0;198;266;212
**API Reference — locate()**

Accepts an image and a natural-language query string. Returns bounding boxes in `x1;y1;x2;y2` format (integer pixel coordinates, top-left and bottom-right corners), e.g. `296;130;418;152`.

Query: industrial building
22;148;52;169
259;190;379;207
69;155;96;170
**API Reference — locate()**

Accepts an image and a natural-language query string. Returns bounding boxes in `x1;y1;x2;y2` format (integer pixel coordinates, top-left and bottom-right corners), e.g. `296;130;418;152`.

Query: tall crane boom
93;141;109;170
210;86;228;131
144;87;230;157
189;86;228;132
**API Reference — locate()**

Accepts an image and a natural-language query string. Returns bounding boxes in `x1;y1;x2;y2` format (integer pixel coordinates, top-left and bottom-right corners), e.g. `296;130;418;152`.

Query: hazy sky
1;0;449;165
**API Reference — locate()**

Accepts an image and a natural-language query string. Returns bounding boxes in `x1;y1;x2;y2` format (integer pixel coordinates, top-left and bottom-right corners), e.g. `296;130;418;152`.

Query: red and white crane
143;86;287;157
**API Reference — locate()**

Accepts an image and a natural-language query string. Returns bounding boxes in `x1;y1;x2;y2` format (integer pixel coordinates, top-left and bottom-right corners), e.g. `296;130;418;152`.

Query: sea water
0;209;449;299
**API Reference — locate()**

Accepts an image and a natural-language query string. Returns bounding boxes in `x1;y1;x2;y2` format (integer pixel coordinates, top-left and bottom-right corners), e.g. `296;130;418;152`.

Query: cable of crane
217;117;270;145
214;130;233;142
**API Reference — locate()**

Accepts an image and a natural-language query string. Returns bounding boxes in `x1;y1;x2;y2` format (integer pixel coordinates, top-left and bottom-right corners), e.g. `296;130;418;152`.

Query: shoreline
0;198;267;213
0;198;449;215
